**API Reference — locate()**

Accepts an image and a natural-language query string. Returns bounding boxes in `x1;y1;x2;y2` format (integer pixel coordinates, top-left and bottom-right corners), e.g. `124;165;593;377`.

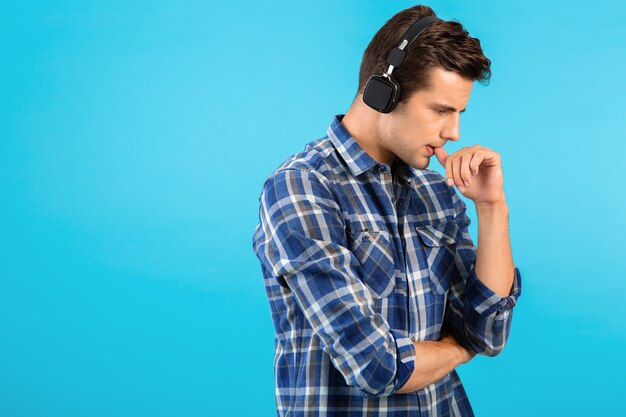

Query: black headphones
363;15;441;113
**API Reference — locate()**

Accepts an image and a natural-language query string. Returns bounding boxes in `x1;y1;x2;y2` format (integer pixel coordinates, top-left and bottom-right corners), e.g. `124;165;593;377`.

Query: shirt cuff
464;265;522;317
388;329;416;395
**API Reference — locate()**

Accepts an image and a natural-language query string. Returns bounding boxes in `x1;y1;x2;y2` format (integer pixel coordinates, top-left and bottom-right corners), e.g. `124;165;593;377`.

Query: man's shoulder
262;136;340;187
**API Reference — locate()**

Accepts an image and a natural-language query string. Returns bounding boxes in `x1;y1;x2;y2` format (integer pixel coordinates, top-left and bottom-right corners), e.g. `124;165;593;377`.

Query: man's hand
439;326;476;365
433;145;506;206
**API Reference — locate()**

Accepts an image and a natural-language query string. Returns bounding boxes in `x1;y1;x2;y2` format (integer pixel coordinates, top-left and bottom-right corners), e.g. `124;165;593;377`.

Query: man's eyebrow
431;103;467;113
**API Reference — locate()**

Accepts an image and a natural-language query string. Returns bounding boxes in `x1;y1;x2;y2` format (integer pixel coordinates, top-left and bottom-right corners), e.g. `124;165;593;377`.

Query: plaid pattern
252;114;522;416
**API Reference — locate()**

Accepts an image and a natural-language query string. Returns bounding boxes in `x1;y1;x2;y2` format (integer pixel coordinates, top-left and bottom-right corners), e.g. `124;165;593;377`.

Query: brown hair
357;5;491;103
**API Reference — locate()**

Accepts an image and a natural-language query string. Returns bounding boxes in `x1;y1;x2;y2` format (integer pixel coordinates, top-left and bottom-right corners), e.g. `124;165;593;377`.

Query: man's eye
436;109;447;114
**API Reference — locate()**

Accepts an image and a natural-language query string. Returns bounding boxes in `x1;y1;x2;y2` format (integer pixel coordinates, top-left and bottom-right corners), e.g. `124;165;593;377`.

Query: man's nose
442;113;461;142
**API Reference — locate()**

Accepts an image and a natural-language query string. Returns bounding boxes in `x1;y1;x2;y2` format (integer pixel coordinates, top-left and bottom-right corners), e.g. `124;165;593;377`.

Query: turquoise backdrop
2;1;625;415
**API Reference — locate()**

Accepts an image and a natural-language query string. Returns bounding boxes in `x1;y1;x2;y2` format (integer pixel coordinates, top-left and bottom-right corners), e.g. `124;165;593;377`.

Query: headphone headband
385;15;440;77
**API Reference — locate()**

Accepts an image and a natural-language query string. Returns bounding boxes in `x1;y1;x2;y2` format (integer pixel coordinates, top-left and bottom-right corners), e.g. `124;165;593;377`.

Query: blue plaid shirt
252;114;522;416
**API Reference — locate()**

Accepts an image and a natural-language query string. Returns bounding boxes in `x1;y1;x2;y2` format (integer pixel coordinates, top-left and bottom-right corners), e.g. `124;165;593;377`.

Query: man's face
378;67;474;170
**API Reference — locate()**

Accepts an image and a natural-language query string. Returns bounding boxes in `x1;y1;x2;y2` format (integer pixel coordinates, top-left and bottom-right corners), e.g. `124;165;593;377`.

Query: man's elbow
467;333;509;357
481;343;506;357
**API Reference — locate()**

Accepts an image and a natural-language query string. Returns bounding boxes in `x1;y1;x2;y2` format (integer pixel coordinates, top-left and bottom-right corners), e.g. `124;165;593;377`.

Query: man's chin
409;155;431;170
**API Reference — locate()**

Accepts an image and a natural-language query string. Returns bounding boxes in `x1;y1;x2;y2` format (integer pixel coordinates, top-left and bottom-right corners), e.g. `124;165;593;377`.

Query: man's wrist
476;200;508;216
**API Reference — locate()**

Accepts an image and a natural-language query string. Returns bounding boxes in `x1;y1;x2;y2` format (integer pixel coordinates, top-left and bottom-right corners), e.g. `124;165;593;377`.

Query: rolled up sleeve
252;167;415;397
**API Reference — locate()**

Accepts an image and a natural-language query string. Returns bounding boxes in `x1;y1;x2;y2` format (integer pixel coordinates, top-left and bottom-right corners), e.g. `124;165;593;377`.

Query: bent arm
253;168;415;398
444;190;522;356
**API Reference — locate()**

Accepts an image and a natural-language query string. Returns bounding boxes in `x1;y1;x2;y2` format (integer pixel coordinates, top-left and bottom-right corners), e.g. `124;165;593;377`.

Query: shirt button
392;198;396;204
362;234;369;241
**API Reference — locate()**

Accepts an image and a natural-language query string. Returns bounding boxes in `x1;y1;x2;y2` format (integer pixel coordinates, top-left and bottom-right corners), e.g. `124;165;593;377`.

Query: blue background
2;1;625;415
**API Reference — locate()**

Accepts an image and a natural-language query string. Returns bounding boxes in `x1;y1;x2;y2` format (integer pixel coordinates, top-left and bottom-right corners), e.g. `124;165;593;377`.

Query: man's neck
341;97;395;166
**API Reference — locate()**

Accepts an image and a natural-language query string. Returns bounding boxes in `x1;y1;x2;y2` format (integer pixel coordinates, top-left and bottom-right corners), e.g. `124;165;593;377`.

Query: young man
252;5;522;416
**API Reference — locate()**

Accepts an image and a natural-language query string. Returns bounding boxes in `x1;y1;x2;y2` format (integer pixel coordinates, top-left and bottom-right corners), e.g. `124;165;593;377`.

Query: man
252;5;522;416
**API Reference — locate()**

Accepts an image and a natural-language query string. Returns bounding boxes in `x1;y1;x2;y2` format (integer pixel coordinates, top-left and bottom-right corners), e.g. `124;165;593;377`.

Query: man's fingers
445;151;454;188
433;146;448;167
433;146;460;190
469;151;483;175
436;147;481;192
460;153;473;187
452;154;463;188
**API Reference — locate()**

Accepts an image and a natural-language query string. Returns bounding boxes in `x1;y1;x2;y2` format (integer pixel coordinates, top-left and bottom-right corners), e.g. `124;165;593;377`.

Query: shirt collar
327;114;418;182
327;114;379;177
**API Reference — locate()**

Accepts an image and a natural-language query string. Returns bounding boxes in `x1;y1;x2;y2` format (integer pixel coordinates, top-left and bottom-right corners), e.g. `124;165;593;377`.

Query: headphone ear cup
363;74;401;113
388;77;401;111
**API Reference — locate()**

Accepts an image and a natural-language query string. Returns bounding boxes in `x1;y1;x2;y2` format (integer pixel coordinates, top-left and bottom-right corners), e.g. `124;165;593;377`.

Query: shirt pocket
414;221;462;295
347;229;396;298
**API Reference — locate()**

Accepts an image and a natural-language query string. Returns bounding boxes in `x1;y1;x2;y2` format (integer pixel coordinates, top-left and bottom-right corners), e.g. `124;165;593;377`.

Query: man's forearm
395;339;465;393
474;201;515;297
